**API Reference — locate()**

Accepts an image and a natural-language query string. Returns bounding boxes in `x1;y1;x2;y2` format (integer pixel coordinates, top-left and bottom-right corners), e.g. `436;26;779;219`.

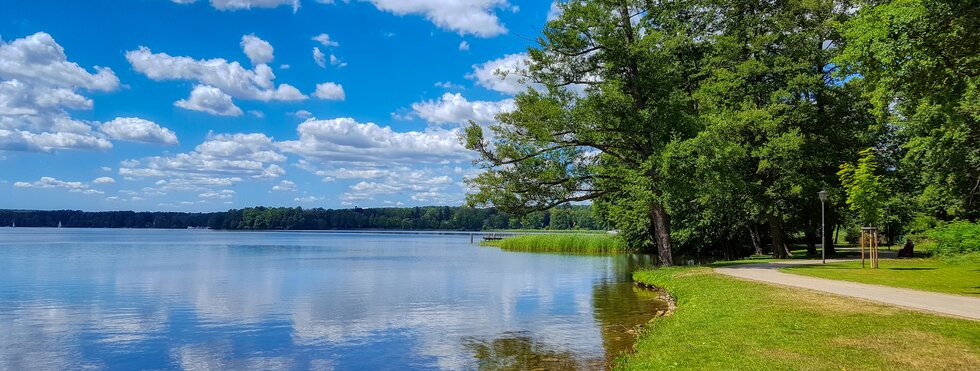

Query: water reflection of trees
593;254;669;362
463;254;666;370
464;331;604;371
608;254;657;281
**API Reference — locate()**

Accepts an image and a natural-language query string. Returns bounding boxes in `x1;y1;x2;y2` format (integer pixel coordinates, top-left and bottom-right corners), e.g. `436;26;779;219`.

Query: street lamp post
818;190;829;264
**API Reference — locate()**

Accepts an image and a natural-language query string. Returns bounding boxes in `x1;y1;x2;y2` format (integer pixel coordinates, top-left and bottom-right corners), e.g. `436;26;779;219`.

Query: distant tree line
0;205;605;231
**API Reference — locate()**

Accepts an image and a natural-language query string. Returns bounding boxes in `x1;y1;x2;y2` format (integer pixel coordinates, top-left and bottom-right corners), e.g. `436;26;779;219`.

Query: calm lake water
0;228;666;370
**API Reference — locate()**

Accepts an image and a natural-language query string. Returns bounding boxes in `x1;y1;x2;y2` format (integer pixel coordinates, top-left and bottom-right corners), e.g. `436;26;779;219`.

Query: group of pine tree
465;0;979;265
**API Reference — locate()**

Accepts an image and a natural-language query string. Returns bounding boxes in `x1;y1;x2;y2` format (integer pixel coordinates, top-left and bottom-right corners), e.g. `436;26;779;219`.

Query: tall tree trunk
650;203;674;266
768;215;792;259
805;226;817;256
616;2;645;109
824;213;837;255
747;224;763;255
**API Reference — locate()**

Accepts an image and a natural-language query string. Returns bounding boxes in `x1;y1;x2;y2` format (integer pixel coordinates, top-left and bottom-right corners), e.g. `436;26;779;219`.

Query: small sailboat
58;221;63;228
10;221;14;228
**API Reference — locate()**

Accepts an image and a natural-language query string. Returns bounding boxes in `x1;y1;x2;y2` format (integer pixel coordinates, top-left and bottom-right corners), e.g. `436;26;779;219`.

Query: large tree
840;0;980;220
677;0;875;258
464;0;711;265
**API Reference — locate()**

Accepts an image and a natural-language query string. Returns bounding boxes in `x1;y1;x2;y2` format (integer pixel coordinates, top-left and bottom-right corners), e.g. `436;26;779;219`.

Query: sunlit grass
621;267;980;370
709;247;862;267
781;256;980;297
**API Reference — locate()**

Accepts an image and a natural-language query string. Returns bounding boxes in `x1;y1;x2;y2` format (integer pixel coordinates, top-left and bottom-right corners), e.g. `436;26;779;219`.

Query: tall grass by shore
487;229;609;234
484;233;624;254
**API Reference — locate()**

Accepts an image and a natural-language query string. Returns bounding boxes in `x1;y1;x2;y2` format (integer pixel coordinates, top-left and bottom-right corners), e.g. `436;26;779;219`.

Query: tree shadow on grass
885;267;936;271
792;265;861;270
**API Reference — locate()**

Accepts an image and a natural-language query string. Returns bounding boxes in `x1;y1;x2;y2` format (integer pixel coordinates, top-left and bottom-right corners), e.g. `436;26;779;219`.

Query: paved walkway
714;259;980;321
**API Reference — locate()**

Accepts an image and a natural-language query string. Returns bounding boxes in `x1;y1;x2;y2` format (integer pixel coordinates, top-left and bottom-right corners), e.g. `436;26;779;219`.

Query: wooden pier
482;232;518;241
470;232;520;244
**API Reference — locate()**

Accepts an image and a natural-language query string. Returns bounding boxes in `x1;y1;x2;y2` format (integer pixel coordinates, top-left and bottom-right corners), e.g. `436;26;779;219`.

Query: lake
0;228;666;370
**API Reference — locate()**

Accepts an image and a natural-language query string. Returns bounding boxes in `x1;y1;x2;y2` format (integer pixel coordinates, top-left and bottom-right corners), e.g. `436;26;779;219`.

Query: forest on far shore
0;206;603;231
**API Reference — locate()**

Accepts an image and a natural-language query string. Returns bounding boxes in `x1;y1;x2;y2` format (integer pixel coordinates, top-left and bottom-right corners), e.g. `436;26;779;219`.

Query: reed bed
485;233;624;254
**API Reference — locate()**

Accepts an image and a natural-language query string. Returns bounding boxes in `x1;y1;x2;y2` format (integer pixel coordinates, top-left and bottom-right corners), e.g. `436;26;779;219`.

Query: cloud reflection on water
0;229;658;370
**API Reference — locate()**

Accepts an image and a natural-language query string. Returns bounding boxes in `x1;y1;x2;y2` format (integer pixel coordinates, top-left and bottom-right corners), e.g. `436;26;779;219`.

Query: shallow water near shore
0;228;667;370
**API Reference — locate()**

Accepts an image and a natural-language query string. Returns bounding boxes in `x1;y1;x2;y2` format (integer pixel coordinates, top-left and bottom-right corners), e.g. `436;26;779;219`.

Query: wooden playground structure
861;227;880;269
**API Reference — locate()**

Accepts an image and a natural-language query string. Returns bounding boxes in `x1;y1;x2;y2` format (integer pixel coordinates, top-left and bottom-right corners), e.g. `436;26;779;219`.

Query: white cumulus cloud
240;34;274;65
312;33;339;47
313;47;326;68
363;0;512;37
15;176;87;189
294;195;323;203
176;1;511;37
278;117;472;164
195;132;286;163
13;176;109;195
318;168;390;180
0;32;124;152
467;52;537;95
329;54;346;68
175;85;244;116
126;45;305;101
126;36;306;116
272;180;296;191
411;93;514;127
199;189;235;199
434;81;464;90
335;166;461;206
172;0;300;12
0;33;119;92
313;82;345;101
120;133;286;192
100;117;179;145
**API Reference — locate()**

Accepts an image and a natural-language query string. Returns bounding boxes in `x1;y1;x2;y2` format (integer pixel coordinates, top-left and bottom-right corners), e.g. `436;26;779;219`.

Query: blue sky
0;0;557;211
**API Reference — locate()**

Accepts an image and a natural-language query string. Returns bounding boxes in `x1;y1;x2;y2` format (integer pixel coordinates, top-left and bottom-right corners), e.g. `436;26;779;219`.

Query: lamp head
818;190;828;202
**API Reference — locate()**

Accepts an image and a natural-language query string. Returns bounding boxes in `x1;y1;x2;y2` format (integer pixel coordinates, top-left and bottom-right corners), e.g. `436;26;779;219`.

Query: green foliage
463;0;978;262
838;148;888;226
465;0;711;263
663;0;877;258
839;0;980;219
844;227;862;244
486;233;624;254
906;213;942;235
623;267;980;370
920;221;980;256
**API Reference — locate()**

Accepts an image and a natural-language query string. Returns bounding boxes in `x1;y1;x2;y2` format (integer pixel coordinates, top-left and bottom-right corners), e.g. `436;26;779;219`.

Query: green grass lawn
708;247;863;268
712;245;867;264
781;257;980;297
482;233;624;254
621;267;980;370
